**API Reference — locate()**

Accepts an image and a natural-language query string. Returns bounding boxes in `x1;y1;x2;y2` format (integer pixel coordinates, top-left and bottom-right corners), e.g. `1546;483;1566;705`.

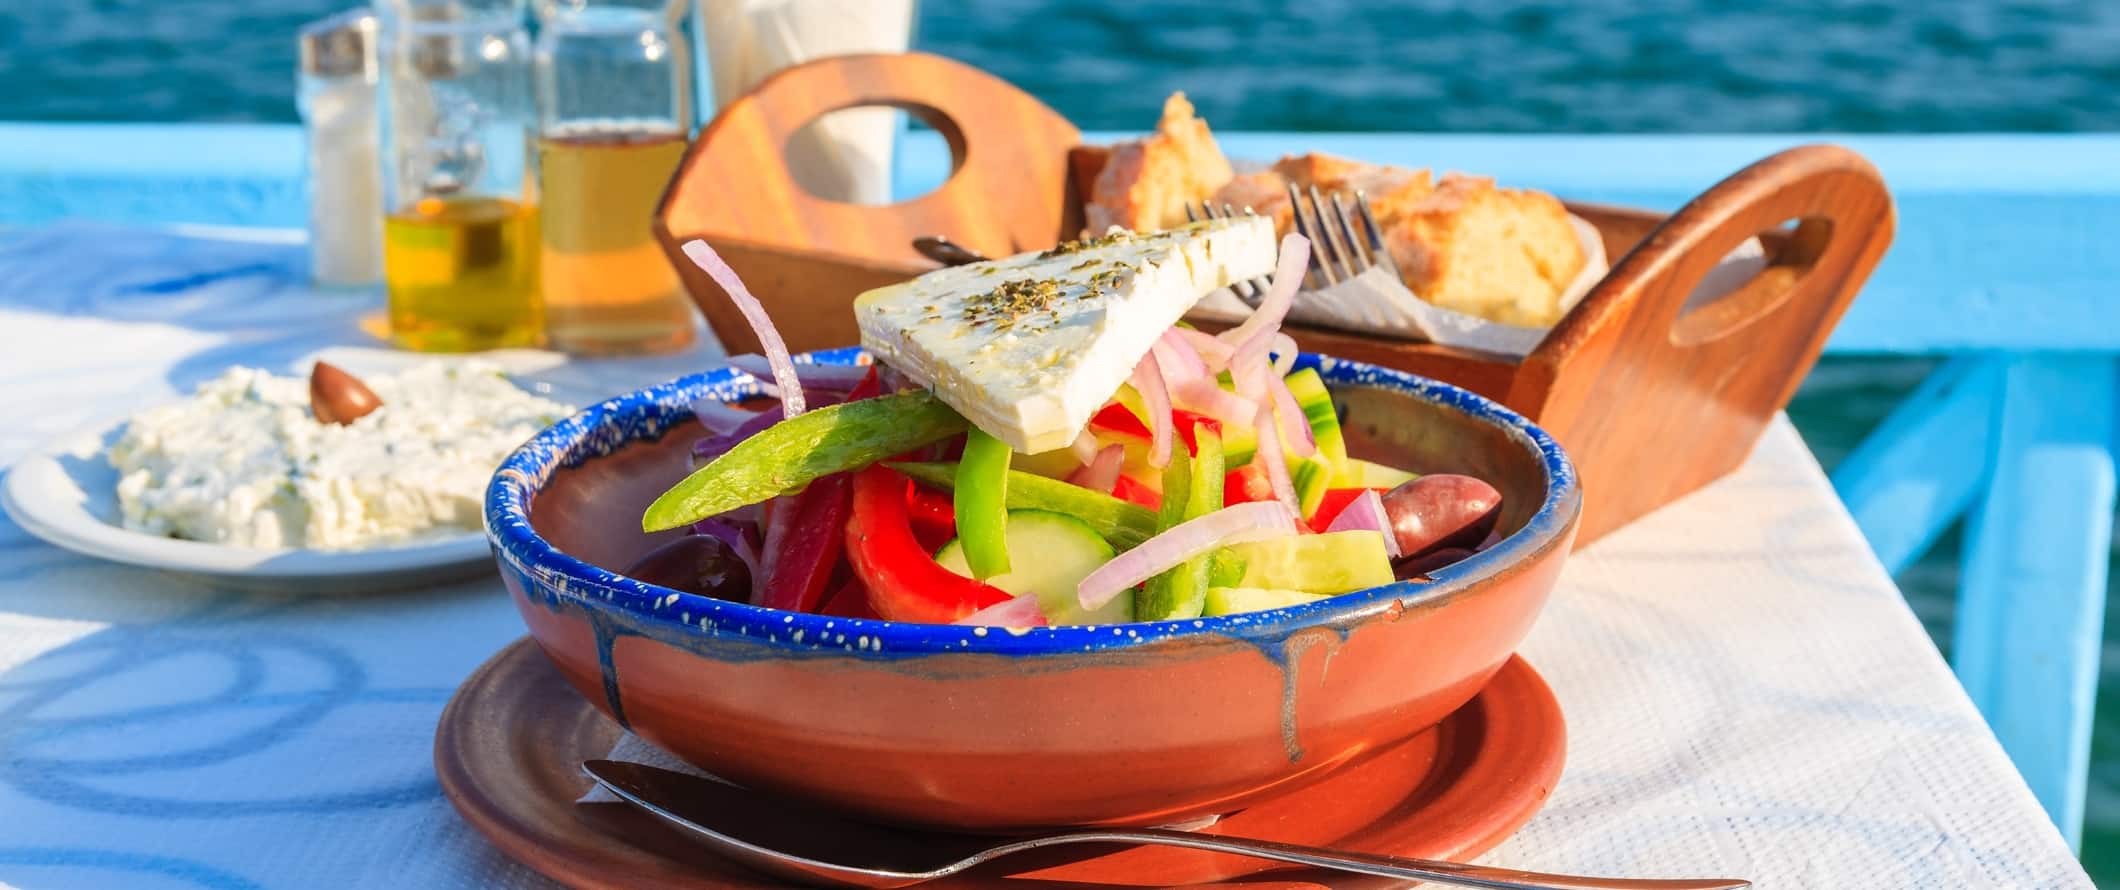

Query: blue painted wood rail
2;123;2114;847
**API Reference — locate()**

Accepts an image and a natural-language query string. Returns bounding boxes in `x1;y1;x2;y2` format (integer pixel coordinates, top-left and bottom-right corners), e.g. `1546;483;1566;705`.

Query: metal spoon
584;760;1748;890
911;235;989;267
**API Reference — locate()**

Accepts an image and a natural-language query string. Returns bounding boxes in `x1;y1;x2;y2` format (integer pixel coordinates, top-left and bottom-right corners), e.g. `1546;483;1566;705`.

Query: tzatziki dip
109;363;569;550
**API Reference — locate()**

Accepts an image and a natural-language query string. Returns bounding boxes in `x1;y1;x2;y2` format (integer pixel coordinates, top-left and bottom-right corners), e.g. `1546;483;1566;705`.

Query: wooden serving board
655;52;1895;547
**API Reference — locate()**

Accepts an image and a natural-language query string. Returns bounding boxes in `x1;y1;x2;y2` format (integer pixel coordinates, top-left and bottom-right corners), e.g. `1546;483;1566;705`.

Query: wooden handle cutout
1510;144;1895;544
1667;215;1835;347
784;102;970;205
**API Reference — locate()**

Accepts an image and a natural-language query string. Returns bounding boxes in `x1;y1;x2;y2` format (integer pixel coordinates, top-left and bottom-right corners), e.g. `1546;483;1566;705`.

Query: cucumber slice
1138;425;1225;621
1208;549;1247;588
1219;415;1258;467
1221;530;1394;594
1283;368;1347;463
936;510;1126;625
1203;586;1329;617
1291;456;1333;520
1342;458;1417;490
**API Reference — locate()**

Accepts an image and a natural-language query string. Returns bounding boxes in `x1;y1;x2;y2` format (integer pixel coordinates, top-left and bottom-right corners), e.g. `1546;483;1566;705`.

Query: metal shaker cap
299;10;380;79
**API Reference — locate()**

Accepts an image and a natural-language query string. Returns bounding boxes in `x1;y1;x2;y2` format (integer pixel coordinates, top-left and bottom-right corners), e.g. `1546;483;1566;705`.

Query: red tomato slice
905;484;957;552
1111;474;1162;510
1224;463;1275;506
1308;487;1394;533
1090;404;1222;455
845;466;1011;623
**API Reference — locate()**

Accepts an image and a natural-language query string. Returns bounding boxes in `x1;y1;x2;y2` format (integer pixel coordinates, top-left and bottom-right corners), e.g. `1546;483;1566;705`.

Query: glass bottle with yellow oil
379;0;541;352
530;0;698;356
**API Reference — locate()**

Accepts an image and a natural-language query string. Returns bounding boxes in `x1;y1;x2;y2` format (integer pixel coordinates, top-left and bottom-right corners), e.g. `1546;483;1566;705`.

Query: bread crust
1092;100;1587;327
1085;93;1234;233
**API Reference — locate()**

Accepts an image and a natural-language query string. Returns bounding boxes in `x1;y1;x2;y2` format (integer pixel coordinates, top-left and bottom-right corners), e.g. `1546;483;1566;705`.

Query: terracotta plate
435;638;1566;889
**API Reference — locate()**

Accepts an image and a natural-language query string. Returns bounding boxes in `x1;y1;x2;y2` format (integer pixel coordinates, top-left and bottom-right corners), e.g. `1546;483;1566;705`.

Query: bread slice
1272;153;1434;223
1085;94;1234;233
1383;174;1586;327
1209;169;1296;234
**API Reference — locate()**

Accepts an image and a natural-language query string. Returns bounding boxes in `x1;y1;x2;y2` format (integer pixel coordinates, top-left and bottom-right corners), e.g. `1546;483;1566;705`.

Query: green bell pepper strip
643;390;968;532
953;429;1013;578
1138;424;1225;621
888;461;1156;550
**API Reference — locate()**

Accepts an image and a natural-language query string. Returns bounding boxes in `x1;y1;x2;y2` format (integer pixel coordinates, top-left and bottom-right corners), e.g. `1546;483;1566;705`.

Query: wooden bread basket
656;52;1895;547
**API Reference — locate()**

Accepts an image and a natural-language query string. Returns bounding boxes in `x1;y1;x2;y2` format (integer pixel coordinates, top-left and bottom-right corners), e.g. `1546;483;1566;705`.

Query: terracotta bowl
485;348;1580;832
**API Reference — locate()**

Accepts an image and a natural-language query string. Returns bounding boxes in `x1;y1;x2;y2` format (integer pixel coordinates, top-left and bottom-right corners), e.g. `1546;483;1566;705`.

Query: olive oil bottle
383;195;541;352
379;0;540;352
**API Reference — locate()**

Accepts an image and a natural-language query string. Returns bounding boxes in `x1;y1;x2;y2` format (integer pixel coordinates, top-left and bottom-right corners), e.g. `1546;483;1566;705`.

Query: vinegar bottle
532;0;699;356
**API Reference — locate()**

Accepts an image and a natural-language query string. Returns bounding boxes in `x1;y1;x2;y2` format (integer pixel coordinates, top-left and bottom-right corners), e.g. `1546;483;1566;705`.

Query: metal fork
1185;187;1398;302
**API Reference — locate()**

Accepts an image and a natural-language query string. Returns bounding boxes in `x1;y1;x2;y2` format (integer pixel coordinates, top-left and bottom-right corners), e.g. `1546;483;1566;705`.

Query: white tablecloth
0;226;2093;889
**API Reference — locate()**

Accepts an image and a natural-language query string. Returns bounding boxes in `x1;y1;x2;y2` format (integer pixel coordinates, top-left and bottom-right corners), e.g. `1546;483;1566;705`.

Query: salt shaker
297;10;384;287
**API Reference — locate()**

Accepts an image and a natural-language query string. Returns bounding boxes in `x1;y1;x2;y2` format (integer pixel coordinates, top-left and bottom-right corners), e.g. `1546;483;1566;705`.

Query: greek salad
632;221;1503;626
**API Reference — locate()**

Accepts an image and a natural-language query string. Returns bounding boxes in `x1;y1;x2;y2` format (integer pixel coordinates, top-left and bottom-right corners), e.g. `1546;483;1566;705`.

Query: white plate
1;415;494;593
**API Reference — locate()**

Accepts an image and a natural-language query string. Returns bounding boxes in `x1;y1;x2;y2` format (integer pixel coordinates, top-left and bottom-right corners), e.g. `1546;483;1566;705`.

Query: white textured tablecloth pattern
0;226;2092;889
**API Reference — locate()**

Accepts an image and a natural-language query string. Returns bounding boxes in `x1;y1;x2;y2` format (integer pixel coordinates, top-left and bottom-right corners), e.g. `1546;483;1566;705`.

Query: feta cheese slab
854;217;1276;453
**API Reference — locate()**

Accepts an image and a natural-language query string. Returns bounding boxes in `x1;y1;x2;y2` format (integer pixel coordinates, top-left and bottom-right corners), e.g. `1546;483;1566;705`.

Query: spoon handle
911;235;989;267
989;828;1749;890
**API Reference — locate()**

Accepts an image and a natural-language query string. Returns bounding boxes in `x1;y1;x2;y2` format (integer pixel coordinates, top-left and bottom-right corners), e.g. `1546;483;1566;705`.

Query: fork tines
1186;189;1396;303
1184;201;1269;302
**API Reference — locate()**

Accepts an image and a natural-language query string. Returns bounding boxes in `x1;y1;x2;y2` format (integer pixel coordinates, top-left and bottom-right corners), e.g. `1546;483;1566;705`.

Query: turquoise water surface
4;0;2117;880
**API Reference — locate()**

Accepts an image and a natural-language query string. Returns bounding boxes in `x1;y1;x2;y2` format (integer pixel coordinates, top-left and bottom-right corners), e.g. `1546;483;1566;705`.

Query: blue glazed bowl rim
485;347;1580;658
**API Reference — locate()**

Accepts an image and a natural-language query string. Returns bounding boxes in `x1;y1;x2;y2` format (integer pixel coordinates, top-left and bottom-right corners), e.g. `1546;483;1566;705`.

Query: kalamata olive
1395;547;1477;581
622;535;752;603
310;361;382;425
1380;474;1501;557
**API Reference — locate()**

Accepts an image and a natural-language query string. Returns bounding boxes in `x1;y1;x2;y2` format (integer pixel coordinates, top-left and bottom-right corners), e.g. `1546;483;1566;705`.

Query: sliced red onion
729;353;870;391
1232;336;1314;459
689;517;762;599
1153;330;1210;382
1250;402;1299;513
1171;327;1234;371
1077;501;1302;609
692;405;786;464
1130;351;1175;468
1171;377;1257;428
1270;332;1300;377
1217;234;1310;350
1067;444;1125;494
956;592;1050;627
1266;367;1317;458
1325;490;1402;559
690;399;762;436
1070;428;1101;465
755;495;793;600
1230;333;1270;402
681;240;805;417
